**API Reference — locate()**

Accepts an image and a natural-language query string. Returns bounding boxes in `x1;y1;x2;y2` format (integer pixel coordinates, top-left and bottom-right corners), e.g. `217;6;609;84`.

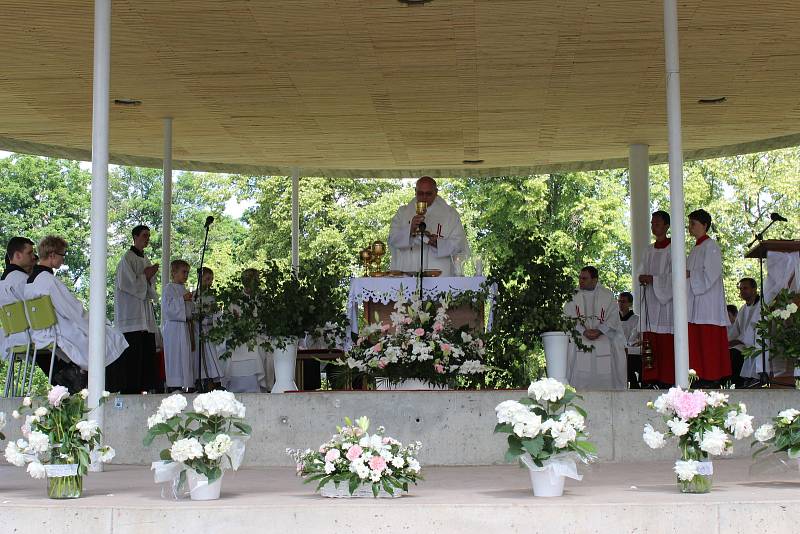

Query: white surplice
686;237;729;327
388;197;468;276
729;298;766;378
24;269;127;369
620;312;641;354
637;243;674;333
0;268;33;359
162;282;194;389
114;249;159;334
563;284;627;390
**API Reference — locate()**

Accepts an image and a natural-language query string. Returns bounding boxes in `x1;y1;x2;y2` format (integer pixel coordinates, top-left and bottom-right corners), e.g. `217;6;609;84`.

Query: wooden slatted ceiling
0;1;799;177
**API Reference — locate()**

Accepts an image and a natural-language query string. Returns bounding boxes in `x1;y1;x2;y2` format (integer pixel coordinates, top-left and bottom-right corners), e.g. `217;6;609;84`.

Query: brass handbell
641;338;655;370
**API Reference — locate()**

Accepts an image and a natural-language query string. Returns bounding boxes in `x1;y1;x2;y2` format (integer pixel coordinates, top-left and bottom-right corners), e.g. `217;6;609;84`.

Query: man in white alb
728;278;762;387
617;291;641;388
388;176;468;277
563;266;627;390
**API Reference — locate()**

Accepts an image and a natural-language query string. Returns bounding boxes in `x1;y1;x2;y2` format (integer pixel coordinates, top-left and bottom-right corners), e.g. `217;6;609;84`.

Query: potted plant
288;416;422;498
486;234;581;386
144;391;251;500
642;374;754;493
494;378;596;497
342;293;487;389
3;387;115;499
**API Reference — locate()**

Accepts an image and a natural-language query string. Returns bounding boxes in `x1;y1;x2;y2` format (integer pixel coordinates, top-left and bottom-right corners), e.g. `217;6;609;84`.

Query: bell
641;339;655;370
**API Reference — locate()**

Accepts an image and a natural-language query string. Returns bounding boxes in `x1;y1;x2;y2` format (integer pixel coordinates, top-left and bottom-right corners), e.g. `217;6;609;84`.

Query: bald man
387;176;468;276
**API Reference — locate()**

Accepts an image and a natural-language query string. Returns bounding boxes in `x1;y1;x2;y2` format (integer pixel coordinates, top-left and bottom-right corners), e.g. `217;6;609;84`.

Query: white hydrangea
778;408;800;424
674;459;699;482
147;412;166;429
170;437;204;463
698;426;729;456
561;410;586;431
643;424;666;449
528;378;566;402
754;423;776;443
27;430;50;453
193;390;246;418
495;400;528;425
666;418;690;437
4;441;27;467
512;411;543;439
203;434;233;460
27;461;46;479
76;420;100;441
158;394;188;420
724;410;754;440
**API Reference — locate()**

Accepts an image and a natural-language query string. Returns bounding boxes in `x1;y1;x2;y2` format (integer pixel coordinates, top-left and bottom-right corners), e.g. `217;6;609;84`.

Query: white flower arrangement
343;294;487;387
644;387;754;491
494;378;596;467
288;416;422;498
3;386;114;496
144;392;251;485
752;407;800;460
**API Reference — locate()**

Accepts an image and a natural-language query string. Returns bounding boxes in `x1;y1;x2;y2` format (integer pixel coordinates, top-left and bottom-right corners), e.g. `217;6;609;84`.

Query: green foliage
743;290;800;367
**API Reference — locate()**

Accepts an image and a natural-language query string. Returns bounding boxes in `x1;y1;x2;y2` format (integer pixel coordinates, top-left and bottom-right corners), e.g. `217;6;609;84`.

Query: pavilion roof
2;1;800;177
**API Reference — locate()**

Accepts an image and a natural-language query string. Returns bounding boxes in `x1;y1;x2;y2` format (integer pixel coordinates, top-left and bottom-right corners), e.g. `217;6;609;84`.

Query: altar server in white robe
563;266;627;390
25;236;127;372
1;237;37;359
636;210;675;386
193;267;223;386
162;259;195;390
728;278;764;384
112;225;160;393
388;176;469;276
617;291;641;388
222;268;268;393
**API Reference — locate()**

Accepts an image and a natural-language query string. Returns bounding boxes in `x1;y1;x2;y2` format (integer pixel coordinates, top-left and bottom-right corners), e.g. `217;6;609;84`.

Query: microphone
204;215;215;228
770;213;788;223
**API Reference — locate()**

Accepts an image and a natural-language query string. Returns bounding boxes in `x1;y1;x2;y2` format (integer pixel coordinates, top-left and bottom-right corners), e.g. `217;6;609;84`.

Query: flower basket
289;416;422;498
45;464;82;499
495;378;596;497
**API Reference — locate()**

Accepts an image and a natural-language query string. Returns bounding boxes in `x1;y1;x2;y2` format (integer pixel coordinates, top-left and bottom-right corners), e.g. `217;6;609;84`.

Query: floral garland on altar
342;293;487;387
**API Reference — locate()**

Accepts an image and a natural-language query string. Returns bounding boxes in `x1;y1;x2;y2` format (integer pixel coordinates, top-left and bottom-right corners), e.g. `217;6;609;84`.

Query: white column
291;169;300;274
664;0;690;388
629;144;650;311
160;117;173;314
88;0;111;470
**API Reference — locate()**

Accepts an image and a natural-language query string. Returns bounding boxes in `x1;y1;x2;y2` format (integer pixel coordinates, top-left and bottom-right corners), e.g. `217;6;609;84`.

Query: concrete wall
2;389;799;466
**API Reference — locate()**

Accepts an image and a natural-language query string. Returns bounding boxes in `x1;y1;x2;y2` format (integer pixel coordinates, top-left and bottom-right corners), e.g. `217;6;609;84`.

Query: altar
346;276;494;342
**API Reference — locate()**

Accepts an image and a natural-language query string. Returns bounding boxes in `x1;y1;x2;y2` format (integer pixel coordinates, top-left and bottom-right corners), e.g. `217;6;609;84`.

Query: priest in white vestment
1;237;37;360
563;266;627;390
25;236;127;373
388;176;468;277
112;225;160;393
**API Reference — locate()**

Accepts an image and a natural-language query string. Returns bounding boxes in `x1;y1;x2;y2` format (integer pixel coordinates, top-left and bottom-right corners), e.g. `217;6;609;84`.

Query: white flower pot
186;469;224;501
271;341;298;393
528;467;565;497
541;331;570;383
375;378;448;390
319;480;402;498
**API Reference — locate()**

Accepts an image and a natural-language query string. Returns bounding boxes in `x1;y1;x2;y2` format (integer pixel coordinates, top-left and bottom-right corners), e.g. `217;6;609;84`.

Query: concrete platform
1;460;799;533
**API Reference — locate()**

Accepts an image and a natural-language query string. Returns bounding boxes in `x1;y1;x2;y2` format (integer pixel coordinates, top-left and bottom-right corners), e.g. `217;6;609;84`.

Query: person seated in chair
24;236;128;390
1;237;37;361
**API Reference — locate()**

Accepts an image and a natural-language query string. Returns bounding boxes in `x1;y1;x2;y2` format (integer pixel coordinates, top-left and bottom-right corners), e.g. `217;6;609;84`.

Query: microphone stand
195;218;213;392
417;222;426;299
747;218;778;388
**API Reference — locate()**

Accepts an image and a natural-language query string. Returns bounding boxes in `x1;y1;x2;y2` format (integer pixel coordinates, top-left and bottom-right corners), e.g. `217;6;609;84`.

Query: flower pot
375;378;447;390
541;332;570;383
271;340;298;393
677;461;713;494
528;467;566;497
45;464;82;499
319;480;402;499
186;469;224;501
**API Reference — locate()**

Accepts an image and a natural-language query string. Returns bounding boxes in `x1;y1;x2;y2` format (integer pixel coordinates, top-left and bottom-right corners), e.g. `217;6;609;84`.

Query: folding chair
1;301;33;397
24;295;61;389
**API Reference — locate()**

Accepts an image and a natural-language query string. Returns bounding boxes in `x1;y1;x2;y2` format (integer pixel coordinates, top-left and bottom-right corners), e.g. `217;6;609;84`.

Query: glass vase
46;464;83;499
677;461;713;494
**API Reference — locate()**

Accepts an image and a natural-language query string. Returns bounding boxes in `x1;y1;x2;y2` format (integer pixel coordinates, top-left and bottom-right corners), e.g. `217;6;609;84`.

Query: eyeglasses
54;251;67;257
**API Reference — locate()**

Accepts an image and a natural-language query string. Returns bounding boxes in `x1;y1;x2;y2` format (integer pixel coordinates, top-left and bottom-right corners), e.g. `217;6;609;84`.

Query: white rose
76;420;100;441
643;424;666;449
724;410;754;440
698;426;729;456
666;418;690;437
674;459;699;482
778;409;800;424
4;441;27;467
27;431;50;453
754;423;776;443
27;461;46;479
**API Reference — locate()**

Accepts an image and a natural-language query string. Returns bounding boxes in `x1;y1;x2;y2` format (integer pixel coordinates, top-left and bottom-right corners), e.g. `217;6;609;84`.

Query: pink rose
371;343;383;353
673;390;707;420
48;385;70;407
346;445;363;462
368;455;387;472
414;328;425;337
377;360;387;369
403;317;412;324
433;322;444;332
439;343;452;354
434;363;445;374
382;437;391;444
325;449;341;462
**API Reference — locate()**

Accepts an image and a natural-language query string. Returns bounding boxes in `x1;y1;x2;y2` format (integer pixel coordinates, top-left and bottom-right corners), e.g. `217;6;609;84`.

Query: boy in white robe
1;237;37;362
729;278;764;386
193;267;223;386
388;176;469;276
563;266;627;390
25;236;127;389
162;259;195;391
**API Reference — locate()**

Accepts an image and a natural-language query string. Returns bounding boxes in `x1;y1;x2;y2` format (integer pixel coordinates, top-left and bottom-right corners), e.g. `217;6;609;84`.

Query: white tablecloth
347;276;494;339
